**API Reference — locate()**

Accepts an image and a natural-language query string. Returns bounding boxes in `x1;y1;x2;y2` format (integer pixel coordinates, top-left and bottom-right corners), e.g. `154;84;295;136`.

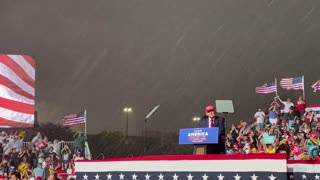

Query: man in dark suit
199;105;226;154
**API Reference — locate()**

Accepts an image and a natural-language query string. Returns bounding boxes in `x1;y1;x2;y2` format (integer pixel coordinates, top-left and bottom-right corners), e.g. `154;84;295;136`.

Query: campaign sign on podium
179;127;219;144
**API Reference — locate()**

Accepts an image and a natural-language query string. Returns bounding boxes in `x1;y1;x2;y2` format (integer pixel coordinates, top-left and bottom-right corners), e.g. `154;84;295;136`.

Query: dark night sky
1;0;320;135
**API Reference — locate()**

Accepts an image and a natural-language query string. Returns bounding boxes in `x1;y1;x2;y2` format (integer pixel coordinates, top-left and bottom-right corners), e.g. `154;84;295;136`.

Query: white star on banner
217;173;224;180
173;173;179;180
132;173;138;180
187;173;193;180
315;174;320;180
302;174;307;179
107;173;112;180
158;173;164;180
289;174;294;180
95;174;100;180
145;173;151;180
268;174;276;180
251;174;258;180
202;173;209;180
83;174;88;180
234;174;241;180
119;173;125;180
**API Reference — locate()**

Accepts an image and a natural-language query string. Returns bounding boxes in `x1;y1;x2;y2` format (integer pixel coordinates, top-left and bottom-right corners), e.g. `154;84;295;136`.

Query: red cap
205;105;215;113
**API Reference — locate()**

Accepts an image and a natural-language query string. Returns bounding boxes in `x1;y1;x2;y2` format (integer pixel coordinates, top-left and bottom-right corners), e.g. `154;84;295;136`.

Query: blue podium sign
179;127;219;144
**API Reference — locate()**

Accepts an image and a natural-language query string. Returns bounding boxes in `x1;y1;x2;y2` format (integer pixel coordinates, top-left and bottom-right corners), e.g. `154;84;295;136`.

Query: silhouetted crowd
225;96;320;160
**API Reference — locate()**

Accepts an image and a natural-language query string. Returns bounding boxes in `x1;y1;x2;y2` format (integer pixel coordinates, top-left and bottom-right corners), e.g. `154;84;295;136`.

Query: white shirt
283;102;294;113
254;111;265;124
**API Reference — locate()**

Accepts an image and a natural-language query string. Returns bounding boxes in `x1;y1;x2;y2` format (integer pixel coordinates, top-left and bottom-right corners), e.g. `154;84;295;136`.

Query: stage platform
75;154;320;180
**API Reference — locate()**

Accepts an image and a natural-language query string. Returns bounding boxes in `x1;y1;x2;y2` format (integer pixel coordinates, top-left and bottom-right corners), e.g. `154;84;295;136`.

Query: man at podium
199;105;226;154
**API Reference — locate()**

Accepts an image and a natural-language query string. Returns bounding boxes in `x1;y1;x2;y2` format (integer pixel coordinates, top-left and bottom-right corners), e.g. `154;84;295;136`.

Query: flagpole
275;78;278;97
302;75;305;100
84;109;87;137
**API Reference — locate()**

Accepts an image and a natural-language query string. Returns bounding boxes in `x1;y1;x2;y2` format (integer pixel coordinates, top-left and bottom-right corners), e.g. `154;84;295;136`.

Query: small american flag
63;110;86;126
255;81;276;94
311;80;320;92
280;76;304;90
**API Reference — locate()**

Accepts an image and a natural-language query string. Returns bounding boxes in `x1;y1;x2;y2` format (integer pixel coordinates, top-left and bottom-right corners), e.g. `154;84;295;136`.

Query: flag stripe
0;55;35;87
0;54;35;128
0;107;34;123
280;76;303;90
0;63;35;96
255;81;276;94
0;85;34;105
22;55;36;69
64;121;85;126
76;159;286;172
311;80;320;92
0;97;34;114
0;75;34;100
0;117;33;127
63;111;86;126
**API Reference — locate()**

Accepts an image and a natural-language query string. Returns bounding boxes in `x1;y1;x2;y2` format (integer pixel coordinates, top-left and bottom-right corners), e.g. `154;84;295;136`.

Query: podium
179;127;219;155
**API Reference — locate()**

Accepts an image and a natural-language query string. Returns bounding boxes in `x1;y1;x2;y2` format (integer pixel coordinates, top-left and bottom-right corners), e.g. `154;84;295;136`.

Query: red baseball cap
205;105;215;113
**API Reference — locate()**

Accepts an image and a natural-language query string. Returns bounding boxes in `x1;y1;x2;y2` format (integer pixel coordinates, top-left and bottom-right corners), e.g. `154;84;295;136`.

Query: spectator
293;119;301;134
304;110;317;124
31;132;42;148
263;143;276;154
46;147;60;166
268;105;278;126
287;106;298;128
295;96;306;119
270;97;281;114
33;162;44;178
229;124;239;140
8;147;18;168
254;108;265;132
277;96;294;122
9;172;21;180
61;146;71;170
73;132;86;154
74;150;84;161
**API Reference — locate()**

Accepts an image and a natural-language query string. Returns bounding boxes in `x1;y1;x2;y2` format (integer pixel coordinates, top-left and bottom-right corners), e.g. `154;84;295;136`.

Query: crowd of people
0;131;86;180
225;95;320;160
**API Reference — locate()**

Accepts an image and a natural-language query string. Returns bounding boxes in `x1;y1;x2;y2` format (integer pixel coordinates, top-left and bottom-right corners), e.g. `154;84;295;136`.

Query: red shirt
295;100;306;112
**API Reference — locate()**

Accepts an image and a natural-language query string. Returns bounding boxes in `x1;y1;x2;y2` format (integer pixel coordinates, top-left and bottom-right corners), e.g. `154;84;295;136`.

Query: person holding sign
199;105;226;154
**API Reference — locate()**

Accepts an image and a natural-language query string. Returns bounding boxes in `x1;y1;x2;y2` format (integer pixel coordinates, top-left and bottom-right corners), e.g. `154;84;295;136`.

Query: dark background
1;0;320;135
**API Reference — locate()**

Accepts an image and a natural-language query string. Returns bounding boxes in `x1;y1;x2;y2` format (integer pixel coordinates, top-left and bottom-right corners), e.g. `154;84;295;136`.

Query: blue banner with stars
75;154;294;180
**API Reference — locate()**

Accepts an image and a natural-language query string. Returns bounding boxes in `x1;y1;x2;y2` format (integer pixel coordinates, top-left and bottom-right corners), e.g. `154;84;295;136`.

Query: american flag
0;54;35;127
75;154;288;180
255;81;276;94
63;110;86;126
311;80;320;92
280;76;304;90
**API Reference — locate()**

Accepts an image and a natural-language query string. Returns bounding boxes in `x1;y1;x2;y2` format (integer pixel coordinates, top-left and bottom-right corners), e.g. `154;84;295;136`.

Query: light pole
193;117;201;122
193;116;200;127
123;107;132;140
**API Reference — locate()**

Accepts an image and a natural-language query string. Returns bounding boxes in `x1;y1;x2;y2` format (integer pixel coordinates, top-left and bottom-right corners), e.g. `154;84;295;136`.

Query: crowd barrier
75;154;320;180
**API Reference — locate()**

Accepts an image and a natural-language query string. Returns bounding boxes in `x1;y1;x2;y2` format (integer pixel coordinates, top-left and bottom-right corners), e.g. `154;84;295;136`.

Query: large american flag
255;81;277;94
0;54;35;127
280;76;304;90
75;154;288;180
63;110;86;126
311;80;320;92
